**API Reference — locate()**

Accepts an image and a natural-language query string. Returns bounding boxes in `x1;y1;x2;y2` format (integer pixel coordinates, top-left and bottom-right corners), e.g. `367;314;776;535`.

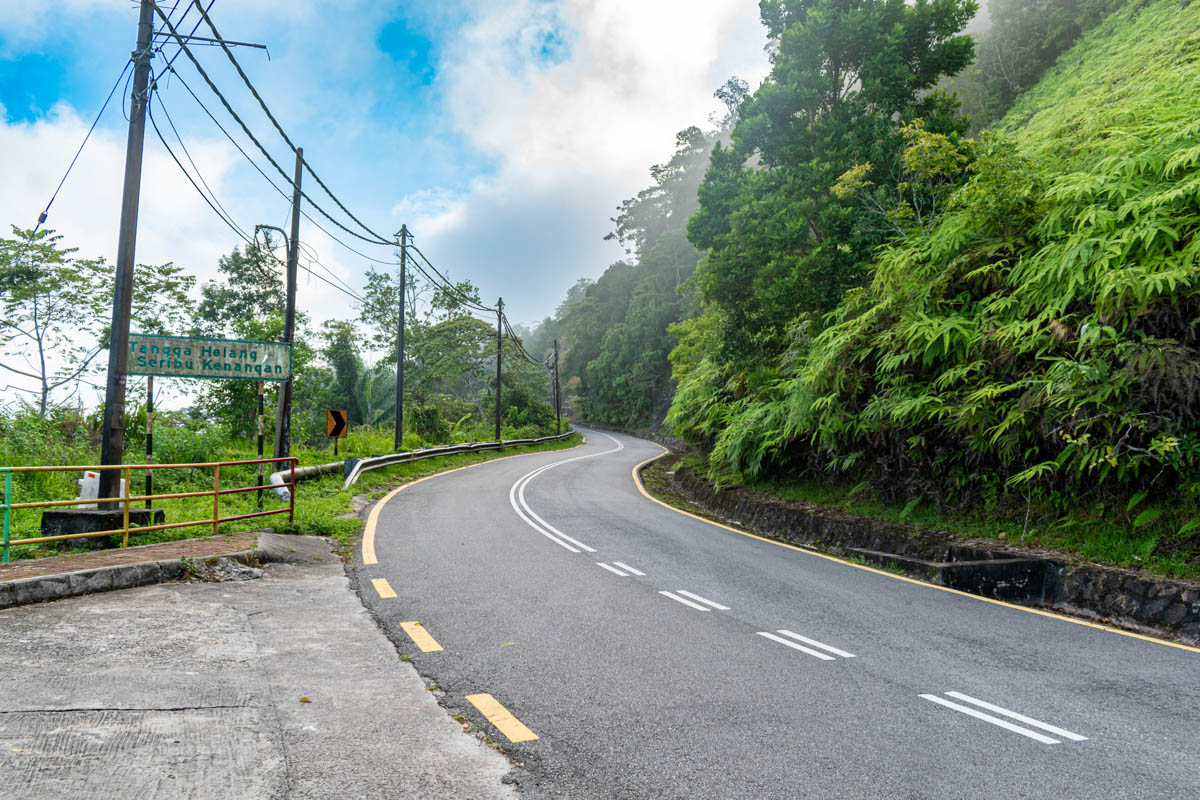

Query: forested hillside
547;0;1200;570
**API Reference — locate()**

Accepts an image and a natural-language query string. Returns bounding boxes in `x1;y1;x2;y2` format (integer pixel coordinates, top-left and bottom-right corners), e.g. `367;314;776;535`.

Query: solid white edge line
676;589;730;610
597;562;629;576
611;561;645;576
518;474;597;552
945;692;1087;741
506;431;626;554
919;694;1061;744
507;479;580;553
757;631;836;660
777;629;856;659
659;591;711;611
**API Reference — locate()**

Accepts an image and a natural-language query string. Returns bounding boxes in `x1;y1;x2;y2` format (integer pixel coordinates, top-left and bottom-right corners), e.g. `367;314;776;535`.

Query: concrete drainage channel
661;460;1200;645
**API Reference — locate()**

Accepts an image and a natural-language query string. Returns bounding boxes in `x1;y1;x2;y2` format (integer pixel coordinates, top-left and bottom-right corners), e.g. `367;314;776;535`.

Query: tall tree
689;0;977;360
0;227;194;415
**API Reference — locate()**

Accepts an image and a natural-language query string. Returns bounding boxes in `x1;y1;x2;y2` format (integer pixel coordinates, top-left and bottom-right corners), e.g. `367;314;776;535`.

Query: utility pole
553;339;561;435
99;0;155;500
393;225;409;451
273;147;303;462
495;298;503;441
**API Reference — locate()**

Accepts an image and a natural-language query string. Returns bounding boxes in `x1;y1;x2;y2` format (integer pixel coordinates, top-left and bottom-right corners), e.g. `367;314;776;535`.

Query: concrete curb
0;546;269;611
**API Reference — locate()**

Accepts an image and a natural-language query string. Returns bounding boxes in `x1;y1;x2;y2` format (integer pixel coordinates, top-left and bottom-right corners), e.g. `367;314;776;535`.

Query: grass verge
6;434;583;562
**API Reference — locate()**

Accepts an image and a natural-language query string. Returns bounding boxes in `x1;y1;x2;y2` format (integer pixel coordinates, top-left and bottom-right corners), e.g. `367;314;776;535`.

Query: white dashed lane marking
920;692;1088;744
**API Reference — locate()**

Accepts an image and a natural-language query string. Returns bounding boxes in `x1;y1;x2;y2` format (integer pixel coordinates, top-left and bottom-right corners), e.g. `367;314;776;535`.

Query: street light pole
273;148;303;462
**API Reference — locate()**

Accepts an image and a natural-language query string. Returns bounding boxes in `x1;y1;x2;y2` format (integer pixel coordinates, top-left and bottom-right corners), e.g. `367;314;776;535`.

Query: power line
409;244;495;312
162;63;405;294
149;5;507;325
152;100;366;309
191;2;394;246
147;94;254;248
295;239;367;301
148;3;394;248
155;0;216;82
152;90;254;244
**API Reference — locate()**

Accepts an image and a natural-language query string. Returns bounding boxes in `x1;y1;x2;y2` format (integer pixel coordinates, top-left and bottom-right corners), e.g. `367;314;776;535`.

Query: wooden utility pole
273;147;303;462
394;225;410;451
495;298;504;441
99;0;155;500
553;339;561;435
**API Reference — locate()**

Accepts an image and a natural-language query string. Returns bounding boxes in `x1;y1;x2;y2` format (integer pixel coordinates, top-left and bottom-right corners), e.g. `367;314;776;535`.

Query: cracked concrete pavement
0;534;519;800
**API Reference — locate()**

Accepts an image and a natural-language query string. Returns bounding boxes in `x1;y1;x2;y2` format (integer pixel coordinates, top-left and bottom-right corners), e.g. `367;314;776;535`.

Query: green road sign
128;333;292;382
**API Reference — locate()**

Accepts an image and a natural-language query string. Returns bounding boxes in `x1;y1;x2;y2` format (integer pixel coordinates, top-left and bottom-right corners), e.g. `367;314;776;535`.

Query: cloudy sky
1;1;769;381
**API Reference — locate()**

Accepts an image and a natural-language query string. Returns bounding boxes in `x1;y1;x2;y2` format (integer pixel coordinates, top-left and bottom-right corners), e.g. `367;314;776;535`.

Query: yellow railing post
122;466;132;548
212;464;221;537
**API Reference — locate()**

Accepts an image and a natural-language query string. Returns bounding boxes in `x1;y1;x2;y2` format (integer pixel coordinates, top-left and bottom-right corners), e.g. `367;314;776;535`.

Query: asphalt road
356;430;1200;799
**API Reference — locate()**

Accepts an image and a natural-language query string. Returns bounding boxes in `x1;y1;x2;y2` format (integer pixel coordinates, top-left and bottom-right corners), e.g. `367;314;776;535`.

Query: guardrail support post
289;458;296;523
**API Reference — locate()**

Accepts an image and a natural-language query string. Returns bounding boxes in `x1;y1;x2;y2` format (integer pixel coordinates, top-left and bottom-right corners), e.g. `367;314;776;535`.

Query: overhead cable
155;0;216;82
148;3;394;248
409;244;495;312
147;95;254;248
153;90;253;244
191;2;394;246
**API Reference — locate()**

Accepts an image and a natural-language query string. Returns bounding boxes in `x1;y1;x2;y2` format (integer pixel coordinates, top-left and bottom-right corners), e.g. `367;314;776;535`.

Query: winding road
355;429;1199;799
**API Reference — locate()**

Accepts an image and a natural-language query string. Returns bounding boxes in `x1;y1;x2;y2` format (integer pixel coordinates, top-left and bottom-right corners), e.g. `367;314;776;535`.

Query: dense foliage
945;0;1127;130
549;124;723;428
669;0;1200;540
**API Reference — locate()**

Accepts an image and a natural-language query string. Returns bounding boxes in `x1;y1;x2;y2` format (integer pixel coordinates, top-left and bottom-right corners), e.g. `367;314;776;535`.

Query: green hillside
661;0;1200;572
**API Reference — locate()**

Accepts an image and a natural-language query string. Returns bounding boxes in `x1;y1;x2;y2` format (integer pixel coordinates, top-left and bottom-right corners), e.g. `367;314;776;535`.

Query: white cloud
0;0;771;409
404;0;770;323
0;100;366;407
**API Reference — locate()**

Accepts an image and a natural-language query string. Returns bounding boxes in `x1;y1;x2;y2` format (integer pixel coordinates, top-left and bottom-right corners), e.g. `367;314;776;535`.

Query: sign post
327;409;348;456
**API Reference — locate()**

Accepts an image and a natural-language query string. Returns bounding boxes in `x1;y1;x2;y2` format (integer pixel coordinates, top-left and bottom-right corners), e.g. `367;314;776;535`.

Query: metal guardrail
263;430;577;500
0;457;298;563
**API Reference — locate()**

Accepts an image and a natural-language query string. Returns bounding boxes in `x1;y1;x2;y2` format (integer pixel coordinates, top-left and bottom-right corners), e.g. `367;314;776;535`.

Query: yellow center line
371;578;397;599
466;693;539;742
630;448;1200;655
361;436;587;565
400;620;444;652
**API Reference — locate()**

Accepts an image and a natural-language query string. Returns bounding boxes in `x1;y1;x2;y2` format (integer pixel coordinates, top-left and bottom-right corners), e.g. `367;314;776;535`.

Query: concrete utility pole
495;298;503;441
394;225;410;451
554;339;561;435
273;147;303;462
99;0;155;499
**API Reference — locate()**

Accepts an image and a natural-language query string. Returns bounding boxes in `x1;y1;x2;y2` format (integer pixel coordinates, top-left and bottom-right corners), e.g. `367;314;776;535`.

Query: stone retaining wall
669;463;1200;645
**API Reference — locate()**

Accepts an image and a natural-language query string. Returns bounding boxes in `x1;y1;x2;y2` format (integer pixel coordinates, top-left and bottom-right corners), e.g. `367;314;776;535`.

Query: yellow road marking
400;621;444;652
361;436;586;565
371;578;397;599
631;448;1200;655
466;693;539;742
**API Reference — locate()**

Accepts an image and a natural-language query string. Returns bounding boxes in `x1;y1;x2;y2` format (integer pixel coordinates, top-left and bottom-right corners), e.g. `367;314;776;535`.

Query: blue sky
0;0;768;399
